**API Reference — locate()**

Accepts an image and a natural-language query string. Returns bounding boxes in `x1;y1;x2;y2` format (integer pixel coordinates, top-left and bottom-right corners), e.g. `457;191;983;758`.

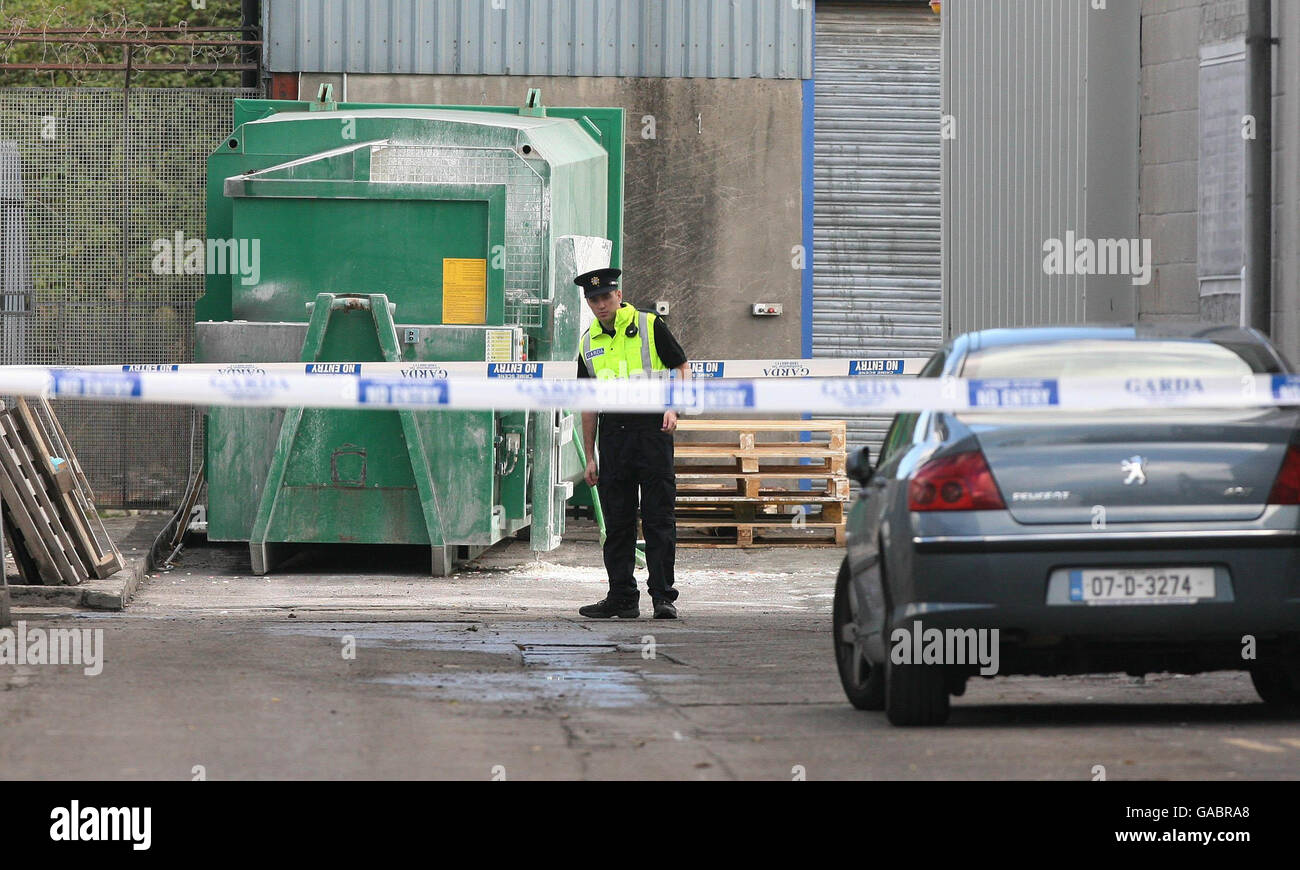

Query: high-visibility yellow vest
580;303;670;380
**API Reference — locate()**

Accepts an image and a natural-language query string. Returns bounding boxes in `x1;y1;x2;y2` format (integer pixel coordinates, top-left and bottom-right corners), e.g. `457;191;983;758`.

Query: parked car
833;325;1300;725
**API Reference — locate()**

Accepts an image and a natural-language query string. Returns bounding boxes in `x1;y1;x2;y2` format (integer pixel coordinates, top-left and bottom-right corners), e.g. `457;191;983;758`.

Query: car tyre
885;641;951;726
1250;662;1300;712
833;559;885;710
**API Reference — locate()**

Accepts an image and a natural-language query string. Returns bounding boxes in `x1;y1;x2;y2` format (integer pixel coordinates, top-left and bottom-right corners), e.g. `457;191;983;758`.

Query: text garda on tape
6;365;1300;414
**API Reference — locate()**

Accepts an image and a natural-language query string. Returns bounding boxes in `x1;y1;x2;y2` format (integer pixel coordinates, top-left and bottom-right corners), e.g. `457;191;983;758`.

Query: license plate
1068;567;1216;605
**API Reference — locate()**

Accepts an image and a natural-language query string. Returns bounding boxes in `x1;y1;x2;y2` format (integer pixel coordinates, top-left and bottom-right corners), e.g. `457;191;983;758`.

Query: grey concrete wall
1139;0;1203;326
1139;0;1299;368
1201;0;1248;42
1198;0;1249;322
293;73;805;364
1271;0;1300;365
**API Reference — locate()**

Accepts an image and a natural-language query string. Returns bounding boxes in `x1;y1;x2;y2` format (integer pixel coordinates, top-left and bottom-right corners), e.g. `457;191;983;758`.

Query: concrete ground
3;515;158;610
3;519;1299;780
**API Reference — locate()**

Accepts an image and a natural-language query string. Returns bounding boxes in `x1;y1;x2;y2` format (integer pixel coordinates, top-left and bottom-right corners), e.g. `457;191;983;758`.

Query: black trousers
596;423;678;603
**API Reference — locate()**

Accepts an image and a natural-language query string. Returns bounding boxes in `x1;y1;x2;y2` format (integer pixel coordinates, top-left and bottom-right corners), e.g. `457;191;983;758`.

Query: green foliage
0;0;250;88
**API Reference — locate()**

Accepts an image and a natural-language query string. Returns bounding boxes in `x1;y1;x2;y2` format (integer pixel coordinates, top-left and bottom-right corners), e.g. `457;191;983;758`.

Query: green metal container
197;89;622;574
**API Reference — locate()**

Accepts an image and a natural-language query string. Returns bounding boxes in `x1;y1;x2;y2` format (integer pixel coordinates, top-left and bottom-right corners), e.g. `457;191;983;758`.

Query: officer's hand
585;459;599;487
662;410;678;434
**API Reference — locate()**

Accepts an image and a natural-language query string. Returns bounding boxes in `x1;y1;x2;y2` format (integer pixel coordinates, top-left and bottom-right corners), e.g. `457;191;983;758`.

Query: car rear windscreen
959;339;1282;379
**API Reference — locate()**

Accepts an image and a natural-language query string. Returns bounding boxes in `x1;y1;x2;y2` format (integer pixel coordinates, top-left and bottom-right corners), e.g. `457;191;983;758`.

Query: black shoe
579;597;639;619
653;600;678;619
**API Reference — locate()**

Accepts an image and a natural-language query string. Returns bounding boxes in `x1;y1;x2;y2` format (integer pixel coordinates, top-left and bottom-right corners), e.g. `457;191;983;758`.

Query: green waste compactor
195;90;624;575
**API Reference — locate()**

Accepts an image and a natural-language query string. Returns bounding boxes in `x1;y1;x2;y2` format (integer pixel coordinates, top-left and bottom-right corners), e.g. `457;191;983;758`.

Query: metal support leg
251;541;290;576
430;545;454;577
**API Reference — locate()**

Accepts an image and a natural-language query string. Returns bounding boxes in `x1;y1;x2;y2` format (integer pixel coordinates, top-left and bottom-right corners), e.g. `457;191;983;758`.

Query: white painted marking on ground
1222;738;1285;753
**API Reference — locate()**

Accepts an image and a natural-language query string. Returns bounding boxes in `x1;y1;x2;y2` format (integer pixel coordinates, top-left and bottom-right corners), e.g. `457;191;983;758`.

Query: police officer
574;267;688;619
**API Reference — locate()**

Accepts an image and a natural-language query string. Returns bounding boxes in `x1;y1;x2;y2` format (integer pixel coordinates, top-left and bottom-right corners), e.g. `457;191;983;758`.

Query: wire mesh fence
0;86;260;508
371;144;550;329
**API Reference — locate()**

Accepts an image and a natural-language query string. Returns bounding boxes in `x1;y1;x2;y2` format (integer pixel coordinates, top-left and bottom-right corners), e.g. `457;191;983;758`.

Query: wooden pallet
675;494;845;524
674;419;847;475
14;399;122;578
0;410;84;585
672;419;849;547
676;472;851;500
0;519;9;627
676;520;846;548
0;399;123;585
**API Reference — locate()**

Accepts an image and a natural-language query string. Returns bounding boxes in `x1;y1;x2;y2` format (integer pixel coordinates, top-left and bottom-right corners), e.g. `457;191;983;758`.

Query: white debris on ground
458;559;800;586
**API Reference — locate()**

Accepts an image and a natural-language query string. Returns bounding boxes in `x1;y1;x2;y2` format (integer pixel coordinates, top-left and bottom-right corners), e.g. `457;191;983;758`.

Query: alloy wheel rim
837;576;870;687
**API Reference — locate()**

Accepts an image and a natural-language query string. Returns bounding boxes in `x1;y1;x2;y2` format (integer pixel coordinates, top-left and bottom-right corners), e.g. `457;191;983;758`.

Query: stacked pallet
673;419;849;547
0;397;123;585
0;520;9;626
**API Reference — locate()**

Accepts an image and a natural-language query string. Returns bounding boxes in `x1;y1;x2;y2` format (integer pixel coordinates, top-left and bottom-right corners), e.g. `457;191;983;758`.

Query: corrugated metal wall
942;0;1139;336
265;0;812;79
813;2;941;451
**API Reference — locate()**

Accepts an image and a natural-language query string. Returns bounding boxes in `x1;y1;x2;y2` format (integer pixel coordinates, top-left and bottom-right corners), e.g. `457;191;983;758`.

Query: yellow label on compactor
485;330;514;362
442;258;488;324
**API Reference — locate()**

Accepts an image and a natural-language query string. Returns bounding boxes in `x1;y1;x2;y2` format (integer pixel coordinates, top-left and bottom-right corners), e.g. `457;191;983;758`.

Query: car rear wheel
885;658;951;726
833;559;884;710
1250;661;1300;711
884;623;951;726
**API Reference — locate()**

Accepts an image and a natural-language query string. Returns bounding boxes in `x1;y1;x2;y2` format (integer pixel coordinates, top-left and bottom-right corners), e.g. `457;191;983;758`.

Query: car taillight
1267;445;1300;504
908;450;1006;511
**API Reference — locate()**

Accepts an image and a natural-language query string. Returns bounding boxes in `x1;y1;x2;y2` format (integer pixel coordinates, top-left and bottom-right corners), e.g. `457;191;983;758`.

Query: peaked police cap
575;267;622;298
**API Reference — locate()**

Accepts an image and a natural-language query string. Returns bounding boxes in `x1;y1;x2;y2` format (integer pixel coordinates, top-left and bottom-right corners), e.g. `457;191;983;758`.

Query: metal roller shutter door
813;3;941;451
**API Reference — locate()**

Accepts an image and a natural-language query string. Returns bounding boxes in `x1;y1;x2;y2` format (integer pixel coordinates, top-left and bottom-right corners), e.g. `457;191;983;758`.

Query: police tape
88;357;926;379
2;366;1300;414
